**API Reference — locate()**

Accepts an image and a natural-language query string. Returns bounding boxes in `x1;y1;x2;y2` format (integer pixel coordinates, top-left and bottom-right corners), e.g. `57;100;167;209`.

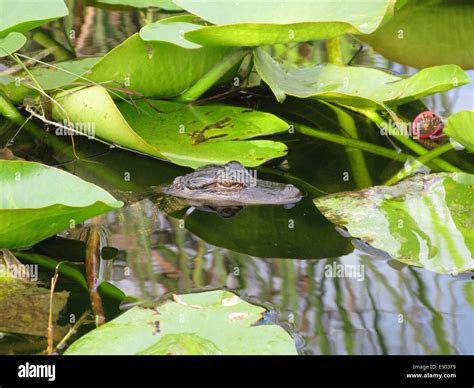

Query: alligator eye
218;181;242;189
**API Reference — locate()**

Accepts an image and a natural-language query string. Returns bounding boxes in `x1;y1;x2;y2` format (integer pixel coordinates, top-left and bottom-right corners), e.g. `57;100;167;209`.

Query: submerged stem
325;38;344;65
175;49;249;103
31;29;74;61
295;123;411;162
385;142;456;186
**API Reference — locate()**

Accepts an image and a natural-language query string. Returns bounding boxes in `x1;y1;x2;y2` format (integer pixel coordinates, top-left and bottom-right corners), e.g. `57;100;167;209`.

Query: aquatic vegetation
0;0;472;357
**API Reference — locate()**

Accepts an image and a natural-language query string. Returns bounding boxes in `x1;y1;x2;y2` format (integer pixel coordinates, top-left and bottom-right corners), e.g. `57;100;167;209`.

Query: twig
53;310;91;353
47;268;60;355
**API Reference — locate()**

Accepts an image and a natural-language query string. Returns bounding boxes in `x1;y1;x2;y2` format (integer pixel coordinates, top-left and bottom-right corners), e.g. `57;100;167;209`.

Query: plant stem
325;38;344;65
31;29;73;61
175;49;249;103
295;123;411;162
0;90;41;132
321;100;372;188
257;165;328;197
385;142;456;185
353;108;460;172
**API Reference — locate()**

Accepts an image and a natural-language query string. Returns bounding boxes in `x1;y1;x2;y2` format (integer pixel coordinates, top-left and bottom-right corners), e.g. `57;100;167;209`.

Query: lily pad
254;48;470;108
65;290;297;355
96;0;181;10
0;0;69;36
175;0;394;46
140;21;203;49
362;0;474;69
0;160;123;249
444;110;474;152
314;173;474;274
0;32;26;58
82;33;233;99
51;85;289;168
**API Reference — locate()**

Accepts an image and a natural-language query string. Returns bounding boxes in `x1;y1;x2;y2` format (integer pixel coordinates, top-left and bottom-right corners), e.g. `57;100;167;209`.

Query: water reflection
104;199;473;355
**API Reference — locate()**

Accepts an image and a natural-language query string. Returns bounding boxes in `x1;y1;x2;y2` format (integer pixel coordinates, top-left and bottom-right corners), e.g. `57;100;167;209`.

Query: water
0;0;473;355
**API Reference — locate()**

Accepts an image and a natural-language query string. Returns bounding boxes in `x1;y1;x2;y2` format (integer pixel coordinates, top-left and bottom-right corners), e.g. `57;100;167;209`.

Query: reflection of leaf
362;0;474;69
184;199;353;259
464;282;474;309
175;0;394;46
314;173;474;274
254;48;469;107
444;110;474;152
65;290;297;355
0;160;123;249
52;85;289;168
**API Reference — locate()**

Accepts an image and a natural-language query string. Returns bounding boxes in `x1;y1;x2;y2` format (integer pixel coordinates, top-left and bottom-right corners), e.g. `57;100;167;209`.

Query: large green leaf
0;160;123;249
0;0;69;37
362;0;474;69
314;173;474;274
65;290;297;355
96;0;181;10
175;0;394;46
254;48;470;107
444;110;474;152
83;33;233;99
52;85;289;168
0;57;100;103
0;32;26;57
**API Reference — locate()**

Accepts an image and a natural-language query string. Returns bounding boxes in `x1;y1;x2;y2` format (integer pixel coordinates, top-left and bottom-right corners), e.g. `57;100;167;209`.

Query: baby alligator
162;161;302;217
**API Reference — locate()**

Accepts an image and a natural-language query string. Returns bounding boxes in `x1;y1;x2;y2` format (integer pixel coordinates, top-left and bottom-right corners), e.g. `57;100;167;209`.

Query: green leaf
140;21;203;49
65;290;297;355
97;0;181;10
0;57;100;103
83;33;233;98
0;160;123;249
1;29;235;102
362;0;474;69
314;173;474;274
254;48;470;108
175;0;394;46
0;32;26;57
52;85;289;168
444;110;474;152
0;0;69;37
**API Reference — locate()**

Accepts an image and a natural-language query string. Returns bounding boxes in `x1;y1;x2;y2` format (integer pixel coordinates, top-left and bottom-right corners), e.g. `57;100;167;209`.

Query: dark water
1;0;473;355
